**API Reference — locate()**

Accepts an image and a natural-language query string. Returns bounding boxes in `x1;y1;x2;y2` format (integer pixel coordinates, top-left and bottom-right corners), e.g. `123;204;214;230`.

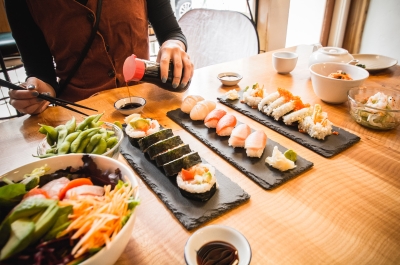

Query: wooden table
1;45;399;264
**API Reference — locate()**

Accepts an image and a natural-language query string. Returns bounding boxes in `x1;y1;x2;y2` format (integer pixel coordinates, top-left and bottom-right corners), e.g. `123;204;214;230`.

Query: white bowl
309;62;369;104
218;72;243;86
37;122;124;159
0;154;139;265
114;96;146;115
184;225;251;265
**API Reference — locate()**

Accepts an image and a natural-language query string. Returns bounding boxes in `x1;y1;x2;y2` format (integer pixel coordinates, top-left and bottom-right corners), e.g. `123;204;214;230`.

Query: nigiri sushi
228;124;252;148
244;130;267;158
265;146;296;171
190;100;216;120
181;95;204;114
216;114;237;136
204;109;227;128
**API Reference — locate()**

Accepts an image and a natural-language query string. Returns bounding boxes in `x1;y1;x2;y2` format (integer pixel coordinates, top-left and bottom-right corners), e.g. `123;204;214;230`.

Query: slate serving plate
217;93;360;158
120;128;250;231
167;109;314;190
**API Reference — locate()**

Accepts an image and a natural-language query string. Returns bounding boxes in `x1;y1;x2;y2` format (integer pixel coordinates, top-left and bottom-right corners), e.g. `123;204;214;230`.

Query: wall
359;0;400;63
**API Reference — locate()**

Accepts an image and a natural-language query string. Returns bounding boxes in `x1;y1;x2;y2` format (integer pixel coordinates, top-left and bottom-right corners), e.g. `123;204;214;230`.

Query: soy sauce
120;102;142;110
196;241;239;265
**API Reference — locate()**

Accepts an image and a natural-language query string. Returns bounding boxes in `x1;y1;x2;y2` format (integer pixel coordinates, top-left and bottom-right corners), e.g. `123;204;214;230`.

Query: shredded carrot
60;180;137;258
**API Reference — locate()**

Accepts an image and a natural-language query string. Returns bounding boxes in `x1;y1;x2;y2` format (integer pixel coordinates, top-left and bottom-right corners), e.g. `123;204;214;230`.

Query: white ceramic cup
272;51;298;74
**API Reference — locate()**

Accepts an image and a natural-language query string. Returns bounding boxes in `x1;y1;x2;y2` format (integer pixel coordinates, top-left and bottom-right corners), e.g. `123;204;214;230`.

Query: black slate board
120;129;250;231
217;93;361;158
167;109;314;190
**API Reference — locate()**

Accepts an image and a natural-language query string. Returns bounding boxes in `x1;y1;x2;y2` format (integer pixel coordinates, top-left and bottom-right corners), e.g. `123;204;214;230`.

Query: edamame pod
92;138;107;155
58;131;80;154
65;117;76;134
76;137;91;153
38;124;58;143
56;125;68;149
70;128;100;153
106;136;118;148
85;134;102;153
76;115;98;131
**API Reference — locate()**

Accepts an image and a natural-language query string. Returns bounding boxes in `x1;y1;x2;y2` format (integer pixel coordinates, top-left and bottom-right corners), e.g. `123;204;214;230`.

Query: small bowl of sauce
114;96;146;116
184;225;251;265
218;72;243;86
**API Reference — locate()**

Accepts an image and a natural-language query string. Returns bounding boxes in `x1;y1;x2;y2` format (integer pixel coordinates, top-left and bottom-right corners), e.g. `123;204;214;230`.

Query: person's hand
8;77;56;115
157;39;194;89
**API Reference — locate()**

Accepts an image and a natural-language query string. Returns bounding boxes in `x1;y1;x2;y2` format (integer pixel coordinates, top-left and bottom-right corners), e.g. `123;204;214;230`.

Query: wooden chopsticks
0;79;97;116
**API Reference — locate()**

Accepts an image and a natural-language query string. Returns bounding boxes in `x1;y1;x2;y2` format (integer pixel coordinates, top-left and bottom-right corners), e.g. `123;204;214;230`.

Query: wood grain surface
0;45;399;265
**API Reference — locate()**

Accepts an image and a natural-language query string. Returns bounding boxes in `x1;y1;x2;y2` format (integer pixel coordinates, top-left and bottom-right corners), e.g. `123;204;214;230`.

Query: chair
0;32;24;120
178;9;259;69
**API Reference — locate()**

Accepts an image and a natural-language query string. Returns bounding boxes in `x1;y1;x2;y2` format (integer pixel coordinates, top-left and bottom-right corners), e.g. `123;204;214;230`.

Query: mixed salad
0;155;139;264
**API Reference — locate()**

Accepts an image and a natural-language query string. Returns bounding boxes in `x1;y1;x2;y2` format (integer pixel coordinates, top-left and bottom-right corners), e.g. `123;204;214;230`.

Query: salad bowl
0;154;139;265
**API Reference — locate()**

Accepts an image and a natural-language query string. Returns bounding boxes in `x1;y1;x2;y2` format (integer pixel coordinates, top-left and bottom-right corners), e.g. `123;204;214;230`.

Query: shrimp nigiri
244;130;267;158
216;114;237;136
204;109;227;128
228;124;252;148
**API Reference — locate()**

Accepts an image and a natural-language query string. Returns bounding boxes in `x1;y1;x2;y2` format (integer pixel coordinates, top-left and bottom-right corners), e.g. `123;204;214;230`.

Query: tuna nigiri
228;124;252;148
216;114;237;136
244;130;267;157
204;109;227;128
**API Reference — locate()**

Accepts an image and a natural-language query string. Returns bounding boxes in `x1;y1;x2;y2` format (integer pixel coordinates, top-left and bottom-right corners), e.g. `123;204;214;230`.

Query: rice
283;107;313;125
125;125;146;138
258;91;280;111
264;96;286;116
298;116;333;140
246;147;264;158
217;127;234;136
271;101;295;121
204;120;218;128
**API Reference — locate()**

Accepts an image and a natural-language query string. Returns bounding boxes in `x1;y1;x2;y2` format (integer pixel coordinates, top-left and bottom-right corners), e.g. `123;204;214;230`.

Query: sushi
181;95;204;114
265;146;296;171
244;130;267;158
137;128;174;152
228;124;252;148
163;152;202;177
241;83;265;108
298;104;333;140
124;114;160;147
283;106;313;125
190;100;217;120
271;96;310;121
204;109;227;128
258;91;280;112
146;135;184;159
176;163;217;202
153;144;192;167
216;114;237;136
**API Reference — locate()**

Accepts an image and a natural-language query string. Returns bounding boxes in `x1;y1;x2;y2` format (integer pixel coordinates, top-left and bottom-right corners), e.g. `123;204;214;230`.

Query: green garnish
284;149;297;162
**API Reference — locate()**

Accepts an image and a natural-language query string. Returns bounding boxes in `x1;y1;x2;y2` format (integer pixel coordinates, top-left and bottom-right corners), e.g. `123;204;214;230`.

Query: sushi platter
217;91;361;158
167;108;314;190
119;126;250;231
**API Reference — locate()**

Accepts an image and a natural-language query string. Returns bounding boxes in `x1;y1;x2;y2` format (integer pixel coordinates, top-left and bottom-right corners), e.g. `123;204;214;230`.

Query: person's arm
147;0;188;51
4;0;59;94
147;0;193;89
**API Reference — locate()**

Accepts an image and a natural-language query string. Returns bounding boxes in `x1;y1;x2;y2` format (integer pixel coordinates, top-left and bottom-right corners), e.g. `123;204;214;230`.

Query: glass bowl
37;122;124;159
347;86;400;130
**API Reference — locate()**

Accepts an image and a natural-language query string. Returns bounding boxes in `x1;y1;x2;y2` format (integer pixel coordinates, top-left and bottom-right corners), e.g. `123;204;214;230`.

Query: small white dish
114;96;146;115
352;54;398;71
218;72;243;86
273;51;298;74
184;225;251;265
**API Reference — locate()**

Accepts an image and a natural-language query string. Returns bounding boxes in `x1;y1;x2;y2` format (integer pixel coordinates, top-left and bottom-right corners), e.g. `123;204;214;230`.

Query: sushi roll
244;130;267;158
258;91;280;112
241;83;265;108
146;135;184;159
204;109;227;128
153;144;192;167
181;95;204;114
124;114;160;147
264;96;286;116
298;104;333;140
228;124;252;148
138;128;174;152
271;100;296;121
216;114;237;136
283;106;313;125
190;100;217;121
265;146;296;171
163;152;202;177
177;163;217;202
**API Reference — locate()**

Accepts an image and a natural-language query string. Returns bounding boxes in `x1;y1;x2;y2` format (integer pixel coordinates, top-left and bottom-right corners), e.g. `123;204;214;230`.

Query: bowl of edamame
37;115;124;159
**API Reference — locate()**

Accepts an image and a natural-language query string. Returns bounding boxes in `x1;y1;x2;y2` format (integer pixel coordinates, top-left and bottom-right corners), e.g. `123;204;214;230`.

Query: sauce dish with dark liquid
114;96;146;115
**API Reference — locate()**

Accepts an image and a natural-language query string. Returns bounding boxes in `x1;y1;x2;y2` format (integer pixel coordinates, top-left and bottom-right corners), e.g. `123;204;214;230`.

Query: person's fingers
171;54;183;89
179;56;193;88
159;55;171;83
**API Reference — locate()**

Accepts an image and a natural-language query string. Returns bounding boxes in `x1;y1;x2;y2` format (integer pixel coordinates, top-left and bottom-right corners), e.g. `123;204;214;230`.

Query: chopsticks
0;79;97;116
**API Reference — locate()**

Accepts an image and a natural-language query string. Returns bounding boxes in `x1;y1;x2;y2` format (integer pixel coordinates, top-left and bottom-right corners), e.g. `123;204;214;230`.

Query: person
5;0;193;115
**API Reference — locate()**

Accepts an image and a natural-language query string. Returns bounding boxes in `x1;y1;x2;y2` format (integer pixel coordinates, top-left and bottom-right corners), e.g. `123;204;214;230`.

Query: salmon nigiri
204;109;227;128
244;130;267;157
228;124;252;148
216;114;237;136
